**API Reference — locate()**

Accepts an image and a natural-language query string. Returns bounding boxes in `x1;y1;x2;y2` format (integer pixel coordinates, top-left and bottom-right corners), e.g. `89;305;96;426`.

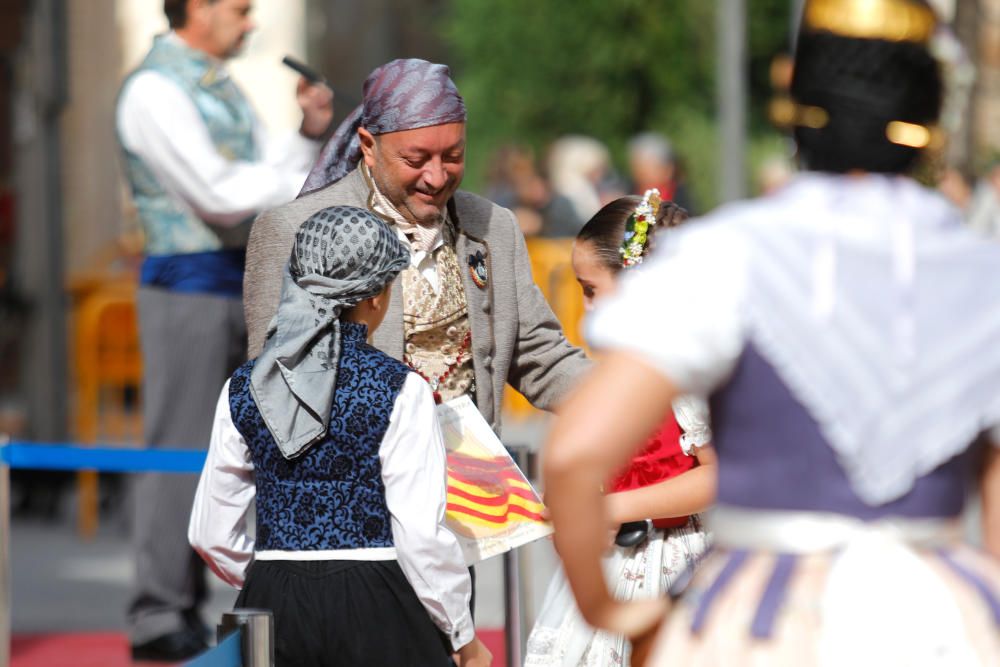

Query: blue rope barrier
184;630;242;667
0;442;207;473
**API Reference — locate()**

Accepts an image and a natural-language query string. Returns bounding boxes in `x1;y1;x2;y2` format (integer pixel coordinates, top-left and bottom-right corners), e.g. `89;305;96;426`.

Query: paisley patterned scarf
300;58;467;196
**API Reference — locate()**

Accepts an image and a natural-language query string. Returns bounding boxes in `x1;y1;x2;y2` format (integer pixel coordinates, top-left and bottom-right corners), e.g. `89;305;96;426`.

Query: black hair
576;195;688;273
791;30;942;174
164;0;188;28
164;0;219;29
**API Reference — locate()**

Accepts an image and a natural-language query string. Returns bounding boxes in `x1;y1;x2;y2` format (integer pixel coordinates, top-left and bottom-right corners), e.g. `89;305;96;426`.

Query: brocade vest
401;222;475;403
228;322;410;551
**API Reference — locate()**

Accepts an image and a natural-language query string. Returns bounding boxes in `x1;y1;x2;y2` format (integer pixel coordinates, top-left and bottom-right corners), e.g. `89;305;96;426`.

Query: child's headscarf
250;206;410;460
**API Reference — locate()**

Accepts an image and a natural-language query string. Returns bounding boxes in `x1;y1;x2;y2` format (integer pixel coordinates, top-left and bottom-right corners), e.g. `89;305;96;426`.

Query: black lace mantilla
230;322;411;551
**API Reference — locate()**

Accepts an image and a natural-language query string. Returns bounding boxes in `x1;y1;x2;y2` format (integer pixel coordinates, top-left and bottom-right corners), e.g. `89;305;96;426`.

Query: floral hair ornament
619;188;662;268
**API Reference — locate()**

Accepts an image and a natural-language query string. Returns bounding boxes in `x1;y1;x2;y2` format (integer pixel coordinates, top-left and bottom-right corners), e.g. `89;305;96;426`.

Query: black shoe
131;629;208;662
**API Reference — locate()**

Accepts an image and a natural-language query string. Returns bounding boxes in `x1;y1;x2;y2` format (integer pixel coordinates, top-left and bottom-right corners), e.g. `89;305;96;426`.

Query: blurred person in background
486;144;582;237
547;135;617;224
115;0;332;660
543;0;1000;664
627;132;694;213
525;191;713;667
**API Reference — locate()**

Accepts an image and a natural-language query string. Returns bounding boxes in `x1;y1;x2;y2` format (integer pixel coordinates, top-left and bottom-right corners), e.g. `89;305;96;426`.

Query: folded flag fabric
436;396;552;564
447;450;546;527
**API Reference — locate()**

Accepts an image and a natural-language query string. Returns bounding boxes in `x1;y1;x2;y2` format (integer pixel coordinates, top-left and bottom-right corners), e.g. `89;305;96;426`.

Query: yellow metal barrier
72;281;143;538
502;238;586;421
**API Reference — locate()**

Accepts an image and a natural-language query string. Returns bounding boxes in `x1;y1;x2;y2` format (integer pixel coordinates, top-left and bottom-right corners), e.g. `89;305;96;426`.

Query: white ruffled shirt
590;173;1000;505
188;373;475;651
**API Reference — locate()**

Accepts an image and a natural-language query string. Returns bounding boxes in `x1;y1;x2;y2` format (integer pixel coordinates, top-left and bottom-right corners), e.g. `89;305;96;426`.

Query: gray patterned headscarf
299;58;467;196
249;206;410;460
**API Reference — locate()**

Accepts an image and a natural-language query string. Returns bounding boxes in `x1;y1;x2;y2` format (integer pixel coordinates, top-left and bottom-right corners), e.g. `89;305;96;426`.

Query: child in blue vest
189;205;491;666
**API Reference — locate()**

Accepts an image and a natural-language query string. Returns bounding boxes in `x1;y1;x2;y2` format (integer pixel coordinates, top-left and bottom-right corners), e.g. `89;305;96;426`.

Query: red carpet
11;629;506;666
12;633;169;667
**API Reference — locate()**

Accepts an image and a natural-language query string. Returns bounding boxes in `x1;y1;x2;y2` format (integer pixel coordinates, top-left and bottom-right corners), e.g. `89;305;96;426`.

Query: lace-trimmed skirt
647;543;1000;666
525;517;710;667
235;559;453;667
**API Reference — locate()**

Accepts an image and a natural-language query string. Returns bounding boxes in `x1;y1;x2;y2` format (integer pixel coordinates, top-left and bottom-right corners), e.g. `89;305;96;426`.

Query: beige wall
979;0;1000;154
61;0;125;277
61;0;307;276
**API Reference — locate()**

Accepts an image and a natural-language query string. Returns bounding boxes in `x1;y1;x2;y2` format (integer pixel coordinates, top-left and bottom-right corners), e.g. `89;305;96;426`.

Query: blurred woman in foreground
543;1;1000;664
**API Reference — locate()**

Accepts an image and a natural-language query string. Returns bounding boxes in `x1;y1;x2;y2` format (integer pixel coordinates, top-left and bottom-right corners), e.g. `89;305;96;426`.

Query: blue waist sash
140;249;246;297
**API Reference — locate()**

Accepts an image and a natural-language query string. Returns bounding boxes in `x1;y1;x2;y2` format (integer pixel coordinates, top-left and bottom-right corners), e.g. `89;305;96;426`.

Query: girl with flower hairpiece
525;190;715;667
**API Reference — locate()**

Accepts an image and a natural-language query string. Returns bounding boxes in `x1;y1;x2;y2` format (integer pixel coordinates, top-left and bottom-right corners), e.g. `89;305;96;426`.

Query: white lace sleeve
672;395;712;455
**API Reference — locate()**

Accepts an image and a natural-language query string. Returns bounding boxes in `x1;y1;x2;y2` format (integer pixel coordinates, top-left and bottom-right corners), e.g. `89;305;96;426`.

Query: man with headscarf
245;58;589;436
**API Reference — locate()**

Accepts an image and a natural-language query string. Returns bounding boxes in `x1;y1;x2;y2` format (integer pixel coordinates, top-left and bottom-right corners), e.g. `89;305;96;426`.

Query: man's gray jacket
244;166;590;431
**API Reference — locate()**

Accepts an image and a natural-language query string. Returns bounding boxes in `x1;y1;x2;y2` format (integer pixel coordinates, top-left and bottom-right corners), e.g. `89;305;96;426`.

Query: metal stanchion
503;444;530;667
1;437;9;667
502;549;525;667
218;609;274;667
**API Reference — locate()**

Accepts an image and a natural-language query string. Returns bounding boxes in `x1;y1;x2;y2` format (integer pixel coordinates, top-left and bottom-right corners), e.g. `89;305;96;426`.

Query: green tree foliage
440;0;793;210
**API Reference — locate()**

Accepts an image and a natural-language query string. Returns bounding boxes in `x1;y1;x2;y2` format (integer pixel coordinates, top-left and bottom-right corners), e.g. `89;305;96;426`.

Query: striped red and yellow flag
446;451;545;530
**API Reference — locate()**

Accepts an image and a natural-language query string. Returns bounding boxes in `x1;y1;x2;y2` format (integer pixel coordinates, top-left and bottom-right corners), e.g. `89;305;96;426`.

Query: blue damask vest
118;34;258;257
229;322;412;551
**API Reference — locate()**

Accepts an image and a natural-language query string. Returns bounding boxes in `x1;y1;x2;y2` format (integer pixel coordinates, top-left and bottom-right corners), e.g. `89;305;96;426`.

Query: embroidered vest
118;35;258;256
401;226;475;402
228;322;410;551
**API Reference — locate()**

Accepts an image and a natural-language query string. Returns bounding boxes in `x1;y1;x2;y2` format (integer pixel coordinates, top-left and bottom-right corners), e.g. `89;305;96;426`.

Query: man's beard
371;166;445;227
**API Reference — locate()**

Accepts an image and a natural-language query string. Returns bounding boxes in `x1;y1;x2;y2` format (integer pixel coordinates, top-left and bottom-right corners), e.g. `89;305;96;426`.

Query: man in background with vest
115;0;332;660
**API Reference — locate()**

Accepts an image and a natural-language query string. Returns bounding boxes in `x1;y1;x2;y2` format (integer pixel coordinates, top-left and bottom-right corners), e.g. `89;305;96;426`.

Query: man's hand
297;77;333;139
456;636;492;667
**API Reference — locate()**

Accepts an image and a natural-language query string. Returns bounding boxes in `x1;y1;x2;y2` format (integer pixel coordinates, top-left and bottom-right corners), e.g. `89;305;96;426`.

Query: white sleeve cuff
673;395;712;455
447;611;477;652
